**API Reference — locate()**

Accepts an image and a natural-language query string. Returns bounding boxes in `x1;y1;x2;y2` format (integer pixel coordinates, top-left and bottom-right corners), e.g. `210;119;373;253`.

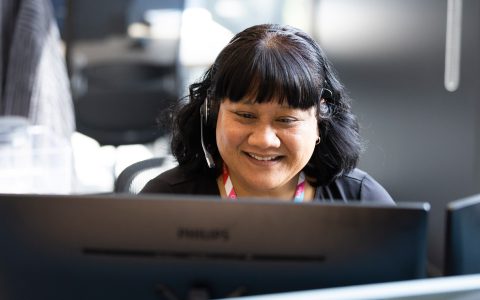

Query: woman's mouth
246;152;282;161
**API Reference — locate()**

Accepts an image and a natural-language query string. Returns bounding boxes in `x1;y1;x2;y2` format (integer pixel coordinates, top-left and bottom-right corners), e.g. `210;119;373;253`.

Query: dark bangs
213;34;323;109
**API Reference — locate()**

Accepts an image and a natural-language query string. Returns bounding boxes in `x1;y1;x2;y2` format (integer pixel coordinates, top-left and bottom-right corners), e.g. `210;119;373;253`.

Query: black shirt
141;165;395;205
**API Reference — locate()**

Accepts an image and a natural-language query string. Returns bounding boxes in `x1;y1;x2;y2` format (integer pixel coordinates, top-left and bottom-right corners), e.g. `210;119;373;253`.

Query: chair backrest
114;157;166;194
445;194;480;275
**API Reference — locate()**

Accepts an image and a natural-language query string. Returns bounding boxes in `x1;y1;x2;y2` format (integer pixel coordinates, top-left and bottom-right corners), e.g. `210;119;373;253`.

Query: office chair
114;157;166;194
445;194;480;275
64;0;185;146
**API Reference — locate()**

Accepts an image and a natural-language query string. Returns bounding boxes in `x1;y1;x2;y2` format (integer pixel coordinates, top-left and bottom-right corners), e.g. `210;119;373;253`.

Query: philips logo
177;227;230;242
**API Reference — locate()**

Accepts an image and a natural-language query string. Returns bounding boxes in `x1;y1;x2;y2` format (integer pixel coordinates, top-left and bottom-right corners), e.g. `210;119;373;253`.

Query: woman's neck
217;174;316;202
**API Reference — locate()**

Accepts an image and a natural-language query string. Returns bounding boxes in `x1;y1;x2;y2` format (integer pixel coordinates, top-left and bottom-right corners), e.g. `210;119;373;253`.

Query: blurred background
1;0;479;277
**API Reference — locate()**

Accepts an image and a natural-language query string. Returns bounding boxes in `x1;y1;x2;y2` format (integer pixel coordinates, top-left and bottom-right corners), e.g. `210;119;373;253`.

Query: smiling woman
141;24;394;204
215;100;318;201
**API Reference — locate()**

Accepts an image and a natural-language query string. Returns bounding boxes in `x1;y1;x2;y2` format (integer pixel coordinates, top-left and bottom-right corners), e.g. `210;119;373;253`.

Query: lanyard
222;164;306;202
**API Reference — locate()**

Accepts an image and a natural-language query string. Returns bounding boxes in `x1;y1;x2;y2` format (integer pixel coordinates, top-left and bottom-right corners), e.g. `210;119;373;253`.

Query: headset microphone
200;99;216;168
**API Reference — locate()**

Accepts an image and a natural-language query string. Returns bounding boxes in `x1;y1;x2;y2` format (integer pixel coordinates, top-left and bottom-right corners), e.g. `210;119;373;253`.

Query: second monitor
445;193;480;275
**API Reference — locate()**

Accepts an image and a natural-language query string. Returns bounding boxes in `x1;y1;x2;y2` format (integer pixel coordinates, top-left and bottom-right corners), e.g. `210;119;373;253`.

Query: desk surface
222;274;480;300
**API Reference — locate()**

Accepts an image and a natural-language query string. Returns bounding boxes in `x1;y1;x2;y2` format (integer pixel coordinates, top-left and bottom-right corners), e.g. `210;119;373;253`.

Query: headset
320;88;333;115
199;97;216;168
199;88;333;169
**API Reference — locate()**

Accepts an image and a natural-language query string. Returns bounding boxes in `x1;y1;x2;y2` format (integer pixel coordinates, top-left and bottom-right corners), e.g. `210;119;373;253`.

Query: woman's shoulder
318;168;395;204
140;164;219;195
341;168;373;185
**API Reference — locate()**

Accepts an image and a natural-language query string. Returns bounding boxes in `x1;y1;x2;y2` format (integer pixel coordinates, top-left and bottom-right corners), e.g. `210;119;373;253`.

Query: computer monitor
445;194;480;275
0;193;429;300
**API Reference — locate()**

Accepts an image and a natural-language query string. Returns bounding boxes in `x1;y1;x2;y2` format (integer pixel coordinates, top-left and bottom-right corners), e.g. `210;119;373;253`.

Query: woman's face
216;98;319;197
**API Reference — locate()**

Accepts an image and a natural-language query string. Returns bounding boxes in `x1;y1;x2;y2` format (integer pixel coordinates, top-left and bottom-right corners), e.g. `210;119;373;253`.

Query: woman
142;24;394;204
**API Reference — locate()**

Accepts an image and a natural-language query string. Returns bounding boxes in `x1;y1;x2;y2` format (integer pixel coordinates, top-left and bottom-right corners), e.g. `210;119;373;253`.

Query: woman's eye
277;117;297;124
235;112;255;119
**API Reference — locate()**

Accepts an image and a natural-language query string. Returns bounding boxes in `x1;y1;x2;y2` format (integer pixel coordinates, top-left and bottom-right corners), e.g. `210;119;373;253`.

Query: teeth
249;153;277;161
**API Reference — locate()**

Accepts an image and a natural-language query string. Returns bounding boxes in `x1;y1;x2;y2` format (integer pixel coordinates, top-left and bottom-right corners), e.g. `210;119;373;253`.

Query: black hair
169;24;362;186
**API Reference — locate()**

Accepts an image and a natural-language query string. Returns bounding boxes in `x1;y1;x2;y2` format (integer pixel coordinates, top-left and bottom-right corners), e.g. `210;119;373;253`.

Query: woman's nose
247;124;281;148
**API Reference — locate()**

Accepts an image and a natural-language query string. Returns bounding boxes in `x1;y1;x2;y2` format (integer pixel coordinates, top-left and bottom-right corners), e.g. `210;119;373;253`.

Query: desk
0;117;73;194
224;274;480;300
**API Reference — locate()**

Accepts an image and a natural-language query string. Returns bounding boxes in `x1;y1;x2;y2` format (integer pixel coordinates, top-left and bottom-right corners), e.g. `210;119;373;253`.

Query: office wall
317;0;480;272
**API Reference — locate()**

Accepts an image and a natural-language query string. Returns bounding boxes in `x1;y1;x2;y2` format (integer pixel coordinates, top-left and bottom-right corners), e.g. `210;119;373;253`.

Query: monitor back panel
445;194;480;275
0;193;429;300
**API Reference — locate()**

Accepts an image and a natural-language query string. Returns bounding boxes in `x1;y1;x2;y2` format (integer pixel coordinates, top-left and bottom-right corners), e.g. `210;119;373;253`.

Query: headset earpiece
321;88;333;100
320;88;333;116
